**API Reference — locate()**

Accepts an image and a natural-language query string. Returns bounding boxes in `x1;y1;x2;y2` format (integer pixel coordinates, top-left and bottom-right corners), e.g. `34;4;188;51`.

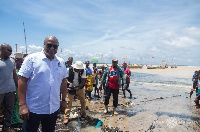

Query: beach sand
1;66;200;131
63;66;200;132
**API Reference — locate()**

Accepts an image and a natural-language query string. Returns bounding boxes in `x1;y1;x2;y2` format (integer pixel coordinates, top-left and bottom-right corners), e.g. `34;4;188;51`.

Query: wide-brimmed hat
112;58;118;62
72;61;84;69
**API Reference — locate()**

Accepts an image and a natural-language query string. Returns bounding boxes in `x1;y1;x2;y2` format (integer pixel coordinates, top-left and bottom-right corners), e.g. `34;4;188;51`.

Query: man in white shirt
64;61;87;124
18;36;68;132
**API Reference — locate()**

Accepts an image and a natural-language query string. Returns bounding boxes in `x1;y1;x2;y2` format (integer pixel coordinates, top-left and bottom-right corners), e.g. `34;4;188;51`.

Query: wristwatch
62;98;67;101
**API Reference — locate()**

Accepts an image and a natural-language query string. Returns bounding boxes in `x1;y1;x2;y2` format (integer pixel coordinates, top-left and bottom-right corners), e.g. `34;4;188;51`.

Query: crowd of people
0;35;133;132
2;35;200;132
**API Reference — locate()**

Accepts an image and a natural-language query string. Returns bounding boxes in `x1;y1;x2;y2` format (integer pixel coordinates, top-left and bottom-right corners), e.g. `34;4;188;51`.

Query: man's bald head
44;36;59;45
0;43;12;60
0;43;11;50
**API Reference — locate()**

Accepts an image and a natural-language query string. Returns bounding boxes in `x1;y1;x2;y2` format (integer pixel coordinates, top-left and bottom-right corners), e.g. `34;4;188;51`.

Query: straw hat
72;61;84;69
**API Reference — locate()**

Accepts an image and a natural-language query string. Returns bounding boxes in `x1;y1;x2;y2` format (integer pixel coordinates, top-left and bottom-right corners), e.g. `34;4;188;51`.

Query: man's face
86;62;90;67
93;63;96;67
112;61;118;68
1;45;12;58
123;64;127;69
43;37;59;58
68;58;73;65
74;68;81;73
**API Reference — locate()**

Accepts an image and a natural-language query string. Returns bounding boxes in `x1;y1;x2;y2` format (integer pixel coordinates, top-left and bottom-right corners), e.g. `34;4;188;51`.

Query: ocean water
132;72;192;89
117;67;200;131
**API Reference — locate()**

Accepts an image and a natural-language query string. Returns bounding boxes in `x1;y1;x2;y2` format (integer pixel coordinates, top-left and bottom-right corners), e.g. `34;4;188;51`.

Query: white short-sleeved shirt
18;51;68;114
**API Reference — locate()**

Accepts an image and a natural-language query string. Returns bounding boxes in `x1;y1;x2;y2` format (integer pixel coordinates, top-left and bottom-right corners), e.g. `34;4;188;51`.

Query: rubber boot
104;105;108;114
113;107;118;115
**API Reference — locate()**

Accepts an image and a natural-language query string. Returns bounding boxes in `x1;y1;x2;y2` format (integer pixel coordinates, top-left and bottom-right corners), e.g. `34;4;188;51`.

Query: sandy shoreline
1;66;200;131
55;66;200;131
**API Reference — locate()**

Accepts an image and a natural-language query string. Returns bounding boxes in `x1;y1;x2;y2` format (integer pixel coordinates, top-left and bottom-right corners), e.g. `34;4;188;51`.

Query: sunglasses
3;48;12;52
46;44;59;49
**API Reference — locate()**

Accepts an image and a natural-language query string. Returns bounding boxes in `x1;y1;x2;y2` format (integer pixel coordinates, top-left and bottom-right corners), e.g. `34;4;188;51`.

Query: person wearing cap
18;36;68;132
122;63;132;98
64;61;87;124
100;58;126;115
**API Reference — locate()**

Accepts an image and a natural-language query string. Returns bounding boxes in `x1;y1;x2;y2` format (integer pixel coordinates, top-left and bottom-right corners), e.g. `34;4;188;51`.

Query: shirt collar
41;50;58;61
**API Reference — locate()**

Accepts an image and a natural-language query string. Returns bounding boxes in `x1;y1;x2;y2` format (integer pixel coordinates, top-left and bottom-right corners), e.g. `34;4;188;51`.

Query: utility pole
23;21;27;54
15;44;17;52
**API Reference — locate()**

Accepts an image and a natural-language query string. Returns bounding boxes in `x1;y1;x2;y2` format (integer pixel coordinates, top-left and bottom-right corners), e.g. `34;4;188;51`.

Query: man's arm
60;78;67;112
61;78;67;99
18;75;29;120
100;68;108;83
13;69;18;87
121;69;127;88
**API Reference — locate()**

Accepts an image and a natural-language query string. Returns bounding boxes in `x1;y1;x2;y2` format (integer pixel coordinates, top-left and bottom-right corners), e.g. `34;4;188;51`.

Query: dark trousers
23;110;58;132
0;91;15;131
104;87;119;107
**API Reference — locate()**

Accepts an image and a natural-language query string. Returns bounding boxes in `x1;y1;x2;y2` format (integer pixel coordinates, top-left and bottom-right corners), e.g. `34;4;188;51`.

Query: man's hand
60;101;67;112
191;89;196;92
19;104;30;120
123;85;126;90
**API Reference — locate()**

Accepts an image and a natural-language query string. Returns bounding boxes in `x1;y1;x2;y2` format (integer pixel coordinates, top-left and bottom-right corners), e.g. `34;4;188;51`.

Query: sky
0;0;200;66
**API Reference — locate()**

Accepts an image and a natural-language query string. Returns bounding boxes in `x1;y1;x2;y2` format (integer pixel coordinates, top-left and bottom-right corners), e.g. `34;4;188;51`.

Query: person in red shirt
100;58;126;115
122;63;132;98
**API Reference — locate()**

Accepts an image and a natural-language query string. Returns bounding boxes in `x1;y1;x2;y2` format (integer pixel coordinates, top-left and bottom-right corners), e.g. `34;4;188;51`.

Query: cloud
120;46;135;50
18;44;115;63
160;27;200;48
150;47;160;52
17;44;42;54
183;26;200;38
161;36;198;47
1;0;200;65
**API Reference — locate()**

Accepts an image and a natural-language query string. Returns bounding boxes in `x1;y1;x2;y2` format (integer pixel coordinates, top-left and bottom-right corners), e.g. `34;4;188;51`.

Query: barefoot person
122;63;132;98
100;58;126;115
18;36;68;132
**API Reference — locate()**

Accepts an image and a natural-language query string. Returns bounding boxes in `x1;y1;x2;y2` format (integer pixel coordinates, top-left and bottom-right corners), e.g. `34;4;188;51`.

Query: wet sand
61;66;200;131
1;66;200;131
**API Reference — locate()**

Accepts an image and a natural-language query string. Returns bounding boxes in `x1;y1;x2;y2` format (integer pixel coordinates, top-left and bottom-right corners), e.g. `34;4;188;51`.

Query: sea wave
131;72;192;89
132;81;191;89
